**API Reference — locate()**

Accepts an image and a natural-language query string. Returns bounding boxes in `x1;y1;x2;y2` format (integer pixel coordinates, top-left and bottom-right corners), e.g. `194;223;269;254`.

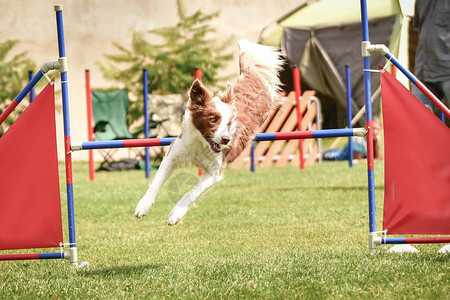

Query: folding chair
90;89;171;171
92;89;133;169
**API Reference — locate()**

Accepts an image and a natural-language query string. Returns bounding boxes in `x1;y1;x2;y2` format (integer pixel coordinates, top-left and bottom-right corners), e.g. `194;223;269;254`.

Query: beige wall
0;0;298;160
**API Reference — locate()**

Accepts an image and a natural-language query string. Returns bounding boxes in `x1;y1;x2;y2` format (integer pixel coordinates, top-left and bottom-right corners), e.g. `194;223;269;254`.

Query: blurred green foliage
99;1;233;125
0;39;36;135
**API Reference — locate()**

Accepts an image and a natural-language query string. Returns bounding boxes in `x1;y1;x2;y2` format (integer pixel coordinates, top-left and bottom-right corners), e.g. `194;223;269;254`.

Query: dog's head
187;79;236;153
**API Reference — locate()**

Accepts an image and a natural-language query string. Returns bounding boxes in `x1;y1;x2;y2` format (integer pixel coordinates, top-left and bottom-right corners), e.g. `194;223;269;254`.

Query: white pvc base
438;244;450;254
77;261;89;268
387;244;419;253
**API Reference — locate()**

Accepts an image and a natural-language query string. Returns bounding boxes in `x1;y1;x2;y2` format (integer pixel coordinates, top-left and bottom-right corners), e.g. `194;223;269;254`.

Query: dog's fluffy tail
237;39;284;100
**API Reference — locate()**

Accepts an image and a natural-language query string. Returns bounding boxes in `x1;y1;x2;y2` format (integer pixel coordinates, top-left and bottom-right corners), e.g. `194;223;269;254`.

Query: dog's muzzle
208;136;230;153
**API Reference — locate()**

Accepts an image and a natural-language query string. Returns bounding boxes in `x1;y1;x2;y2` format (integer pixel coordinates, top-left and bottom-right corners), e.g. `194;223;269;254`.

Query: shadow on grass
79;263;165;277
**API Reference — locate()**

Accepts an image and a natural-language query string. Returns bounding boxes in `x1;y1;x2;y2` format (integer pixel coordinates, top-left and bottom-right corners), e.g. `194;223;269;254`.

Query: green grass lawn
0;161;448;299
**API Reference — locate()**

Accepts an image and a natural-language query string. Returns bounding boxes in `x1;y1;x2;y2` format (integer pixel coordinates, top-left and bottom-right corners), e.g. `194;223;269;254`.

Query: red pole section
85;70;95;182
292;66;305;170
195;68;204;176
390;64;396;78
0;101;19;126
414;81;450;119
0;253;40;260
195;68;202;81
405;237;450;244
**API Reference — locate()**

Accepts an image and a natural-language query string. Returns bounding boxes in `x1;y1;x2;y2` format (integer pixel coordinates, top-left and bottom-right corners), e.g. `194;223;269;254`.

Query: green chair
91;89;170;169
92;89;133;169
92;89;132;141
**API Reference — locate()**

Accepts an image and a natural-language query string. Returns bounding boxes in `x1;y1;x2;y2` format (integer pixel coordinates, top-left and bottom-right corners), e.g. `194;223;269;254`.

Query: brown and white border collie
134;39;283;225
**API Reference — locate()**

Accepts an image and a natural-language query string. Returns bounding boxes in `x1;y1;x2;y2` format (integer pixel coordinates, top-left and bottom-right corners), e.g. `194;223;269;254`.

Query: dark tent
259;0;408;128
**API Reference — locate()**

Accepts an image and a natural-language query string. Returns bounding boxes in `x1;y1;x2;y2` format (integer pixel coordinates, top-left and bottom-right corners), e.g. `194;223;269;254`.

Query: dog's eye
210;118;218;123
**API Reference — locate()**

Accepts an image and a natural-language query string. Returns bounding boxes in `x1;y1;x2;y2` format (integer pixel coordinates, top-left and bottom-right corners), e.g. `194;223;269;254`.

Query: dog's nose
221;136;230;145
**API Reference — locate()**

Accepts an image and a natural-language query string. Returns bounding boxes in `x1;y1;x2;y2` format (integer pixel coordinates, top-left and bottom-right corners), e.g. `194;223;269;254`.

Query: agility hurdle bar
360;0;450;252
0;5;80;266
71;128;365;151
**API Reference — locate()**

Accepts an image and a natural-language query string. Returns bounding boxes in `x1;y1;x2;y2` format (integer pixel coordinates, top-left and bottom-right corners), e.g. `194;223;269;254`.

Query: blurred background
0;0;415;161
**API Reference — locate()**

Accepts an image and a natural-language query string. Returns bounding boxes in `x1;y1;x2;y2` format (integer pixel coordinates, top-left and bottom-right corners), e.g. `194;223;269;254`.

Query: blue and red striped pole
360;0;377;253
256;129;362;141
72;128;365;151
0;252;64;261
55;4;78;267
73;137;176;150
382;237;450;244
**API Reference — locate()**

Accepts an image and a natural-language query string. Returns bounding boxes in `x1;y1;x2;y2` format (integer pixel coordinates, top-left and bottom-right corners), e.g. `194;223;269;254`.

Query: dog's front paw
134;197;153;218
167;206;188;226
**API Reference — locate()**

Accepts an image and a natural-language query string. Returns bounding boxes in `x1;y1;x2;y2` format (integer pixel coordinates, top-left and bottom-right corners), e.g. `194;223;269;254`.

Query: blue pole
360;0;377;251
54;5;77;265
39;252;65;259
250;142;255;172
381;238;406;244
440;109;445;123
28;71;35;103
384;53;416;83
143;69;150;179
345;65;353;167
15;71;44;103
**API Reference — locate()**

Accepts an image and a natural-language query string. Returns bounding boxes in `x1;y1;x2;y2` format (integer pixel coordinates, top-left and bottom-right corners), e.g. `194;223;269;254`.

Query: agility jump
0;2;449;267
0;5;81;266
359;0;450;252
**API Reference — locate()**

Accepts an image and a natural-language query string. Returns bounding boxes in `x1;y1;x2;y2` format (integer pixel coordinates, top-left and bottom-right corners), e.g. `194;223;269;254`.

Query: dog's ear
220;82;234;104
189;79;211;107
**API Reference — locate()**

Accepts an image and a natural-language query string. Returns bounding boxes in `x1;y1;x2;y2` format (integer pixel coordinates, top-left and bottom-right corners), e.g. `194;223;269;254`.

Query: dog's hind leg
167;173;222;225
134;142;179;218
